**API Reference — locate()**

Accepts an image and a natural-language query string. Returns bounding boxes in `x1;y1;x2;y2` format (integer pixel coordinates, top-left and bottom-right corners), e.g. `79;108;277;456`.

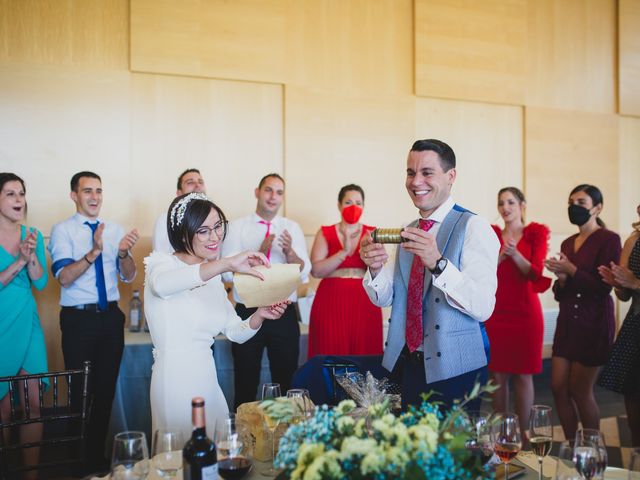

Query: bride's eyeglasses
196;221;227;241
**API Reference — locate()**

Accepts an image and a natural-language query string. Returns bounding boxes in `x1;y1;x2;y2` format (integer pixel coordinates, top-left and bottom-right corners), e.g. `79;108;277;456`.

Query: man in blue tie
48;171;139;472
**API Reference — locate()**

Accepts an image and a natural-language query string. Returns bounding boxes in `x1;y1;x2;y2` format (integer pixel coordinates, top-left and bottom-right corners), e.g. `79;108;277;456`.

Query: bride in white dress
144;193;289;440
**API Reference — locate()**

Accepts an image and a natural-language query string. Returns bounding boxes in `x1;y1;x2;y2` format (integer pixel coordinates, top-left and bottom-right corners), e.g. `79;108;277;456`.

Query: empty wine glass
111;431;150;480
491;413;522;480
529;405;553;480
575;429;606;479
215;414;252;480
573;430;601;480
286;389;312;424
629;448;640;480
463;410;493;467
261;382;281;476
151;430;184;478
555;441;581;480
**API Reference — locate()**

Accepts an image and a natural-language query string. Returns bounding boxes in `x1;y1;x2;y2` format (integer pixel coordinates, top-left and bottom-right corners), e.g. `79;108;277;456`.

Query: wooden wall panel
525;107;619;235
285;0;413;95
526;0;616;113
0;64;132;233
131;0;413;95
285;86;416;234
0;0;128;69
616;117;640;324
415;98;523;221
619;116;640;236
619;0;640;116
130;73;284;232
130;0;287;84
415;0;527;105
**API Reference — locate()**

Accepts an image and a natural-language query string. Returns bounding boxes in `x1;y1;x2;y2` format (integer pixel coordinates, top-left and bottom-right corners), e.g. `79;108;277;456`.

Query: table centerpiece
261;380;497;480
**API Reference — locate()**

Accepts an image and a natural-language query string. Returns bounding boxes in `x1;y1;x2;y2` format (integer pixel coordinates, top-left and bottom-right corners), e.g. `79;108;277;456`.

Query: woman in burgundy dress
307;184;383;358
485;187;551;436
545;184;621;440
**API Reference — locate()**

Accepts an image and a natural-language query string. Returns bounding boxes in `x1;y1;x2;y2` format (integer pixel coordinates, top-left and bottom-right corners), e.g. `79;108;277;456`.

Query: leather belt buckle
406;349;424;364
70;301;116;312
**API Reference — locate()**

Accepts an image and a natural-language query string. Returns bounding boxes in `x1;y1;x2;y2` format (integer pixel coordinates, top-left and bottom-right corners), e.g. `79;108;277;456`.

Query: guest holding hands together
307;184;382;357
545;184;621;440
0;173;48;476
598;203;640;446
484;187;551;436
145;193;289;440
221;174;310;408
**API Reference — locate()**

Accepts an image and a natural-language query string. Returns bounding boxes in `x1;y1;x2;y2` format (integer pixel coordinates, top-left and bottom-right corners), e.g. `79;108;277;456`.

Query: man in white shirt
152;168;206;253
48;171;139;471
222;173;311;408
360;139;499;410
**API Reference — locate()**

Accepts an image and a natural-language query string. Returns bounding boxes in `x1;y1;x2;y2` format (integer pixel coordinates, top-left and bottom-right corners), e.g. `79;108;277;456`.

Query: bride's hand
257;300;290;320
226;251;270;280
249;301;291;329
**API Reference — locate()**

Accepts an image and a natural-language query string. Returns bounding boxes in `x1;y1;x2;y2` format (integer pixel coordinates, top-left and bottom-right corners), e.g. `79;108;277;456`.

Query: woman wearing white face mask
545;184;621;441
307;184;382;358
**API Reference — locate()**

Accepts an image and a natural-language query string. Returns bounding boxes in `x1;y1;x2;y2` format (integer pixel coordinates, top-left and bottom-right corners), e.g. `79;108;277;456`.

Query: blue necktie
85;221;108;311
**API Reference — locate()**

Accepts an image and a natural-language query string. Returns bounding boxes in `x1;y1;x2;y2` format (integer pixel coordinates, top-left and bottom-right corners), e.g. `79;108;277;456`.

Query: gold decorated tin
371;228;405;244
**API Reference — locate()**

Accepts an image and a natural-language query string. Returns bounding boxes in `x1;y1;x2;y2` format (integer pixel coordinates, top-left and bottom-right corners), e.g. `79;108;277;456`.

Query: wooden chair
0;361;91;479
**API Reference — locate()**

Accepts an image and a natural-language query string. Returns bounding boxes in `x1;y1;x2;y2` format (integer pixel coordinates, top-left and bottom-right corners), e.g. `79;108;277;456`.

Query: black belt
63;301;118;312
402;346;424;364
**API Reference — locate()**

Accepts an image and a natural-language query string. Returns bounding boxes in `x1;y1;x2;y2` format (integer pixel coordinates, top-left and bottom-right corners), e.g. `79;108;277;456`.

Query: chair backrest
292;355;400;406
0;361;91;478
321;360;359;405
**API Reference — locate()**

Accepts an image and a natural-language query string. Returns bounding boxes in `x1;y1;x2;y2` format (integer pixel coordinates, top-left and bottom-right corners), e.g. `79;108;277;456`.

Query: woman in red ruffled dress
485;187;551;435
307;184;383;358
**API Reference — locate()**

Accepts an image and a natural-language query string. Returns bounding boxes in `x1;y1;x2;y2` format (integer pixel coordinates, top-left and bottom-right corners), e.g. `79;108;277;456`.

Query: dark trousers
60;305;125;470
232;303;300;409
399;349;488;412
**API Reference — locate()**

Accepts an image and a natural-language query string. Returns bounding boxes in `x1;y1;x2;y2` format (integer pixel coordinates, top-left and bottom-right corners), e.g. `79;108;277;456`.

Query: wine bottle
183;397;218;480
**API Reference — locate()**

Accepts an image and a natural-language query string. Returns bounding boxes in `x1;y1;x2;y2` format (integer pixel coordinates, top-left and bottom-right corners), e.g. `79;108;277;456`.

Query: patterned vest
382;205;490;383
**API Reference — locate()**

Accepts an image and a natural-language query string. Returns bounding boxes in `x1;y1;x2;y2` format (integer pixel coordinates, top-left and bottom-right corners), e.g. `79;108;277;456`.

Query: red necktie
259;220;272;260
406;218;435;352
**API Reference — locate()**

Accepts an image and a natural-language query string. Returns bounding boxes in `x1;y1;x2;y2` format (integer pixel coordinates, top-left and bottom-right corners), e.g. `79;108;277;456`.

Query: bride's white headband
170;192;210;229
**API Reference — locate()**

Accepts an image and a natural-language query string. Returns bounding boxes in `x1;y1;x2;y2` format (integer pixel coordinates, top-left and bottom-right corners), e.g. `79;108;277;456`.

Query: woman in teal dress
0;172;48;474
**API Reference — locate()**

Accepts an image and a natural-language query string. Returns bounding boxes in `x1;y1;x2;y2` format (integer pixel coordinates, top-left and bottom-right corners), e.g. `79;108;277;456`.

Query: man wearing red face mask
307;184;383;358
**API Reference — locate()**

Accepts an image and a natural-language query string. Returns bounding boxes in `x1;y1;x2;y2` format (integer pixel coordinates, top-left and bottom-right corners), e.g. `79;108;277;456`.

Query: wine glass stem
271;428;276;467
538;458;543;480
505;462;509;480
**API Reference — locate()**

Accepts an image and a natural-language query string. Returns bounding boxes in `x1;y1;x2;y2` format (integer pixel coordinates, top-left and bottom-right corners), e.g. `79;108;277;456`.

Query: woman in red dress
485;187;551;435
307;184;383;358
545;184;621;440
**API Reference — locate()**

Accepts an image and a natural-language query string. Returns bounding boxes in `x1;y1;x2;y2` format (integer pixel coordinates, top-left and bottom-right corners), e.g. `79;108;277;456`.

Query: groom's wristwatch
430;257;448;276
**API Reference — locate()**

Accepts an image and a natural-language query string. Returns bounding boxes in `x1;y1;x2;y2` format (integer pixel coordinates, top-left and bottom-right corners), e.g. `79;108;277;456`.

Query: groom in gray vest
360;139;499;409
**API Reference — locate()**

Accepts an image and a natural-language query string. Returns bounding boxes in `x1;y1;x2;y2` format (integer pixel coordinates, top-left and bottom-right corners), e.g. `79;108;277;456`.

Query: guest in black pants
232;303;300;408
48;171;139;471
60;305;124;467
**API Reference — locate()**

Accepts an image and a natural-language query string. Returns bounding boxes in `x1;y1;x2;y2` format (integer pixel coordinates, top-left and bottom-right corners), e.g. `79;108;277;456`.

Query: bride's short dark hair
167;194;228;255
